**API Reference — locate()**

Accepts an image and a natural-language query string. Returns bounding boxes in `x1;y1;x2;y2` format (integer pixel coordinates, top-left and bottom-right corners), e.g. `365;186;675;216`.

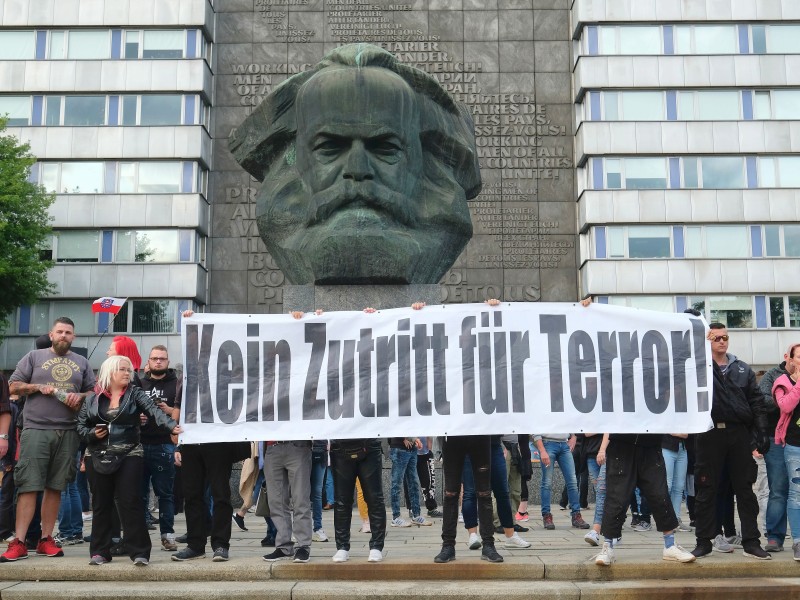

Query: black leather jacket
77;385;177;450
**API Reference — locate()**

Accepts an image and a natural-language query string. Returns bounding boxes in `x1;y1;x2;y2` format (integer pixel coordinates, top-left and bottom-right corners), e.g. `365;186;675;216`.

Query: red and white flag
91;297;127;314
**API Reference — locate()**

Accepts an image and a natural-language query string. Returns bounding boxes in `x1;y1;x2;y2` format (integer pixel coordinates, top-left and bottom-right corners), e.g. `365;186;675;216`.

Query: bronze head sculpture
230;43;481;285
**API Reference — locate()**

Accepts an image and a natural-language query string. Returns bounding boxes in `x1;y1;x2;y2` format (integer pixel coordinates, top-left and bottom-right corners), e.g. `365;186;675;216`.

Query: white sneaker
458;512;464;523
503;532;531;549
584;530;600;547
368;549;383;562
595;542;615;566
411;515;432;527
332;549;349;562
359;522;371;533
467;532;482;550
725;534;743;549
391;517;412;528
713;534;734;553
663;544;696;563
312;528;329;542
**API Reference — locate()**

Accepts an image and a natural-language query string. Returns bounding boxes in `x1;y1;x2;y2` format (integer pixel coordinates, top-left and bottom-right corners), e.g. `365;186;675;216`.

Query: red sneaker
36;536;64;557
0;539;29;562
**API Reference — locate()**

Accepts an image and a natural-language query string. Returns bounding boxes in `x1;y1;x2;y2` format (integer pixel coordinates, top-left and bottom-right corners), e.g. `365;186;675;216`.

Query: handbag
255;484;270;518
91;449;128;475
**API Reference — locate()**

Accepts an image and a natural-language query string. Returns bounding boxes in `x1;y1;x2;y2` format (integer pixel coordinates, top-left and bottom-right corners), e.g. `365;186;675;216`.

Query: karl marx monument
229;43;482;286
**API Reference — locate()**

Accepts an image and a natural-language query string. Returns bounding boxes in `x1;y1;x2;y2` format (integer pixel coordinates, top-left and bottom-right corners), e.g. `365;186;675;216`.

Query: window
40;162;104;194
47;31;110;59
0;96;32;126
119;162;182;193
0;31;35;59
785;226;800;257
769;296;785;327
62;96;106;126
597;26;661;55
772;91;800;119
699;157;744;188
627;226;670;258
767;25;800;54
764;224;800;257
139;95;182;126
754;91;771;119
625;158;667;189
791;297;800;328
619;92;664;120
116;230;182;263
777;157;800;188
674;25;737;54
608;296;675;313
759;157;776;187
677;91;740;120
113;300;178;333
50;301;96;335
685;225;748;258
605;159;621;188
143;31;183;58
708;296;752;329
53;231;100;263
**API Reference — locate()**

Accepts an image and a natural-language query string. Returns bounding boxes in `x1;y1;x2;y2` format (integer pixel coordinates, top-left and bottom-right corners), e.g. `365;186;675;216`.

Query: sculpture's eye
312;136;348;158
367;136;403;162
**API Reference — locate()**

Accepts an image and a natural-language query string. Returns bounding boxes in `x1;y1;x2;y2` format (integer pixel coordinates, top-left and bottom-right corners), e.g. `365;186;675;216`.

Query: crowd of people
0;306;797;567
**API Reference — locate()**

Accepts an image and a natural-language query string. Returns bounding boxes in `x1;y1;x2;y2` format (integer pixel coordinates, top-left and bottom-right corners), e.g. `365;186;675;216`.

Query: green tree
0;118;54;338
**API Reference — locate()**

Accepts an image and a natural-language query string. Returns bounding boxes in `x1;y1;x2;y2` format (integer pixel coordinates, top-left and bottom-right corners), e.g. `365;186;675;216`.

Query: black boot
434;545;456;563
691;539;712;558
481;544;503;563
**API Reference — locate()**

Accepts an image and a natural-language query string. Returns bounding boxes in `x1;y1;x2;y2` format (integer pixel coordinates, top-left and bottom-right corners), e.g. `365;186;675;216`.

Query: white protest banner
178;302;713;443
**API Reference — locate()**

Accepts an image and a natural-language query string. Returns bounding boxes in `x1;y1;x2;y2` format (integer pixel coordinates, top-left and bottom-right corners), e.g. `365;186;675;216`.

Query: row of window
593;224;800;260
599;295;800;330
0;94;208;128
584;24;800;56
16;299;194;335
590;156;800;190
30;161;207;195
0;29;207;61
584;89;800;122
41;229;206;265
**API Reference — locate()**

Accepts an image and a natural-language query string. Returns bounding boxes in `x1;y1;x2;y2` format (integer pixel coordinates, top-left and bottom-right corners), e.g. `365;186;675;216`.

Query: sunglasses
712;335;729;342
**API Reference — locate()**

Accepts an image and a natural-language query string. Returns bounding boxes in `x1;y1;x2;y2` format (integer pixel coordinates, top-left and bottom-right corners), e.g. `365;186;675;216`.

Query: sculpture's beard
257;161;473;285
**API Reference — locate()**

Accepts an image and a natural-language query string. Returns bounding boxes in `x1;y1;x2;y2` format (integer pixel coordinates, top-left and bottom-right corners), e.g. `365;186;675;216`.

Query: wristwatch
0;434;8;440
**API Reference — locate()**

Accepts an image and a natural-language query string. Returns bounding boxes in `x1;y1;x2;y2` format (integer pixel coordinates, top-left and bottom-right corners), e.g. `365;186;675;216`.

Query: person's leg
85;460;114;559
265;445;293;555
403;452;423;518
141;445;155;525
461;455;477;528
783;444;800;546
0;469;16;540
554;443;582;516
662;447;678;511
764;438;788;547
754;455;769;532
417;451;437;511
441;436;469;548
466;436;494;546
113;457;152;560
355;478;368;522
358;445;386;552
505;445;522;518
490;440;514;530
323;463;334;508
671;445;688;522
638;446;679;534
310;451;325;532
725;428;761;545
285;443;313;551
152;443;177;537
331;450;357;551
600;442;637;541
180;445;209;553
389;448;410;520
539;440;557;516
693;429;724;546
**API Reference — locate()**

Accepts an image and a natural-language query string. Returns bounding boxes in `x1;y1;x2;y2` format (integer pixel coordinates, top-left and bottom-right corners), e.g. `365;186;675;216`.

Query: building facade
0;0;797;371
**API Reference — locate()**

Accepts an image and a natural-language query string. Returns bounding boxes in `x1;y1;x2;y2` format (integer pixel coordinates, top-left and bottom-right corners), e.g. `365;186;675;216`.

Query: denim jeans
783;443;800;542
390;448;421;519
765;437;788;543
441;436;493;547
462;438;513;529
587;457;606;527
141;443;176;535
324;465;334;506
311;451;326;530
57;451;83;538
540;440;580;515
662;443;688;519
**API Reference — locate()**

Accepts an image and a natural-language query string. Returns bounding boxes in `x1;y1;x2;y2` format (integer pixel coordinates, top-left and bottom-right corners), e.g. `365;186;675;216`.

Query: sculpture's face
256;67;473;284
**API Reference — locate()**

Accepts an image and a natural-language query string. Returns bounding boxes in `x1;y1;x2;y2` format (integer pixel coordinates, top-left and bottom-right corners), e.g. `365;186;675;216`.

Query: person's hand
414;438;423;450
174;450;182;467
567;435;577;451
752;449;763;459
94;425;109;439
182;309;194;318
158;401;171;415
411;302;426;310
404;439;413;449
364;307;376;313
580;297;593;307
64;393;83;410
539;450;550;467
596;449;606;466
39;384;55;396
291;311;304;319
754;430;770;456
0;438;8;459
485;298;500;306
140;413;148;426
171;425;183;436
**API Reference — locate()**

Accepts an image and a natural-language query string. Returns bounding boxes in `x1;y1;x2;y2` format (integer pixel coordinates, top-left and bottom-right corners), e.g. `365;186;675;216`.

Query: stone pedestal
283;284;442;312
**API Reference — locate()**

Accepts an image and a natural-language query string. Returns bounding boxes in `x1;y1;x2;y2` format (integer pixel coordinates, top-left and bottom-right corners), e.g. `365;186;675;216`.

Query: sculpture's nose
342;141;374;182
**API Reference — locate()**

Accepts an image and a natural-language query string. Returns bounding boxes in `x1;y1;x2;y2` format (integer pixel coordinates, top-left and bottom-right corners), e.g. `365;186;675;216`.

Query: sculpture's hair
230;43;481;199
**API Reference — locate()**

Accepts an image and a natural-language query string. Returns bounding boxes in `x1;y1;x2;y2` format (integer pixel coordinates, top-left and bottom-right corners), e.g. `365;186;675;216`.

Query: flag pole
87;298;127;361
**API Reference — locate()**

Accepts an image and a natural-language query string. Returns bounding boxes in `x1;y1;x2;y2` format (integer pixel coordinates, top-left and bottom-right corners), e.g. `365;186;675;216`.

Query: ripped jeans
783;444;800;542
587;457;607;527
441;435;493;548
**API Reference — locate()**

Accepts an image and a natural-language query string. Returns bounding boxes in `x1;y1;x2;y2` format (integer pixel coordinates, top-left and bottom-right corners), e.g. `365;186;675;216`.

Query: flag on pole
91;297;127;314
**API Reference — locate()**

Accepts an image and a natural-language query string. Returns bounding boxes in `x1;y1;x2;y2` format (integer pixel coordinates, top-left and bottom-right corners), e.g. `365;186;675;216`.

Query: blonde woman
77;355;181;566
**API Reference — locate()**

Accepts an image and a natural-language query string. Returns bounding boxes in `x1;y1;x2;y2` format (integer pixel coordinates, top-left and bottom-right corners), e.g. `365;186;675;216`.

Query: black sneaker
691;540;713;559
513;523;529;533
434;545;456;563
171;547;206;561
212;547;229;562
232;514;248;532
263;548;292;562
293;547;310;563
742;542;771;560
261;535;276;547
176;533;189;544
481;544;504;563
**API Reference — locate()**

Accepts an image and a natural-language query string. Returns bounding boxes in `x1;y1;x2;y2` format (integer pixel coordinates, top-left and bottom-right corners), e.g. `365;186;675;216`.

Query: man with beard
229;43;481;285
1;317;95;562
139;345;181;552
